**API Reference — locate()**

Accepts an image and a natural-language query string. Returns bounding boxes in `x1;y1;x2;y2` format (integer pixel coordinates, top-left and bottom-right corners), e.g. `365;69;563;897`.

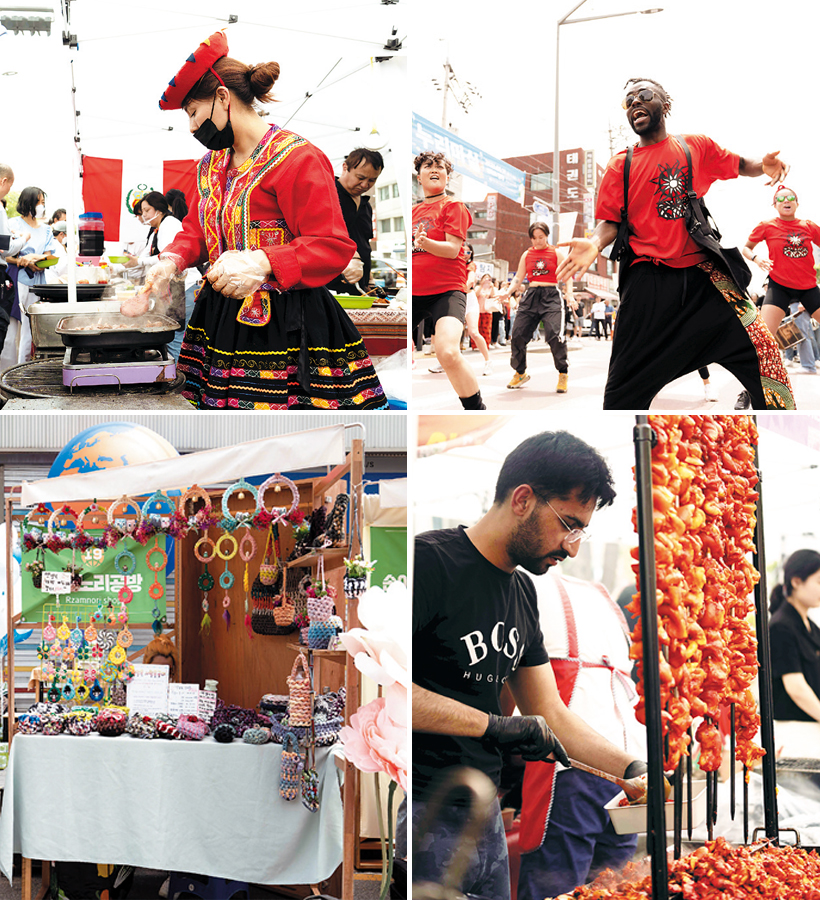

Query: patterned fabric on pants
510;285;567;374
517;769;637;900
412;796;510;900
478;311;493;348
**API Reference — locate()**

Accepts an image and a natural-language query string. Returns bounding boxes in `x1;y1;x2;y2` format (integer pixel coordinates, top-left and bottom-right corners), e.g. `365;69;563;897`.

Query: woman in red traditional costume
124;30;387;410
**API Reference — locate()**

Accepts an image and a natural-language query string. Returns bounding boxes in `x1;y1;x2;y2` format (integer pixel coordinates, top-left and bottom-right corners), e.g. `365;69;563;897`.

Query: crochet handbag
96;708;128;736
258;526;282;587
280;732;302;801
301;742;320;813
287;653;313;727
177;714;209;741
307;620;335;650
273;590;296;629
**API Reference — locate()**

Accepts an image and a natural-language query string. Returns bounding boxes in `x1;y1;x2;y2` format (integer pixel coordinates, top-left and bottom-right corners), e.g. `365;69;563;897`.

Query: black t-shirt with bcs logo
413;526;550;800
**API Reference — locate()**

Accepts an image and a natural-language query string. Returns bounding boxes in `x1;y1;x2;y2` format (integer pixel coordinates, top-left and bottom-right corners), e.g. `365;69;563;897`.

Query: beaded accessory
301;742;320;812
280;732;302;800
287;653;313;727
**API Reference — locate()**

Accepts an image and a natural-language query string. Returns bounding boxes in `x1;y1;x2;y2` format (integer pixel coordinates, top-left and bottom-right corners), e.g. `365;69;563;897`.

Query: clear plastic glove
206;249;268;300
483;712;571;765
121;258;178;317
342;257;364;286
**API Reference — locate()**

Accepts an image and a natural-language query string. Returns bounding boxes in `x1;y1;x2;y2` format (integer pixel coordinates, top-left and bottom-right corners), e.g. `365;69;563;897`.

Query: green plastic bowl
107;255;130;264
35;258;59;268
335;294;374;309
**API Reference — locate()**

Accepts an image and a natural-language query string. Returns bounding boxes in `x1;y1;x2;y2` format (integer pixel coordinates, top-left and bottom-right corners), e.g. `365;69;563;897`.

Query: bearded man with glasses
557;77;795;410
412;430;653;900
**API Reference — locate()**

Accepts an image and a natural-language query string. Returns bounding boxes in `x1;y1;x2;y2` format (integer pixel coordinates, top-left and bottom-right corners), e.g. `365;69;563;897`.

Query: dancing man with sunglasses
733;187;820;407
557;77;795;410
412;430;655;900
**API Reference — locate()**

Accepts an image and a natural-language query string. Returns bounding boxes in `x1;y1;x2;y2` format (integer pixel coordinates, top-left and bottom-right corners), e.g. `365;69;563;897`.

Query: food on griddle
629;416;763;776
120;290;151;318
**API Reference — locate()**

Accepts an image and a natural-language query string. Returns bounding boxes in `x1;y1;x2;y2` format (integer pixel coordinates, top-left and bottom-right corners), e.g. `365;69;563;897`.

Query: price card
168;683;200;718
42;571;72;595
198;690;217;722
126;665;170;715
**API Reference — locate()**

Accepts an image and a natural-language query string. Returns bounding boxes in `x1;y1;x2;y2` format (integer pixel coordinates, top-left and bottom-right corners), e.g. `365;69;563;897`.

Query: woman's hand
207;250;270;299
342;256;364;285
556;239;599;282
754;255;773;273
762;150;789;186
413;224;428;251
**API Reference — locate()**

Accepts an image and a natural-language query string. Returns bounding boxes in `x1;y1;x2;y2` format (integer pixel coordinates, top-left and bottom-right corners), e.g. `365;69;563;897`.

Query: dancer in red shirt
500;222;576;392
412;151;485;409
557;77;794;410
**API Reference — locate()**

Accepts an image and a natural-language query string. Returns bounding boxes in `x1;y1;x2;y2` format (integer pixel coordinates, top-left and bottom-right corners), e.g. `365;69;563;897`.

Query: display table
0;734;343;896
347;307;406;359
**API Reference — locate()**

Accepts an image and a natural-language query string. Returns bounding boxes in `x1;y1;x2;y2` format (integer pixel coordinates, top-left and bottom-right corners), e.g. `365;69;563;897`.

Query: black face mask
192;92;234;151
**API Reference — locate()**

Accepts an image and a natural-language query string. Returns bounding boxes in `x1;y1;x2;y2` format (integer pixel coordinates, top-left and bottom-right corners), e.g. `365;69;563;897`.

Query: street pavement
412;335;820;411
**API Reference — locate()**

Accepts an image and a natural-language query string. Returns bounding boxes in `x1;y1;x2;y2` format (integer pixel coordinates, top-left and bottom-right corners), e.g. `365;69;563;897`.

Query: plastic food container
79;212;105;256
335;294;374;309
605;782;707;834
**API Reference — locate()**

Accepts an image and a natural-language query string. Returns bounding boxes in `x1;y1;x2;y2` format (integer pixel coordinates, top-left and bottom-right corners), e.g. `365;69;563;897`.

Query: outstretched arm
501;251;529;297
743;239;772;273
556;220;619;282
413;683;489;736
739;151;789;185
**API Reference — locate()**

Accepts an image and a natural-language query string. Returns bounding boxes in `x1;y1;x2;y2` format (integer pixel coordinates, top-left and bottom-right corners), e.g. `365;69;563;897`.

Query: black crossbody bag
609;136;752;296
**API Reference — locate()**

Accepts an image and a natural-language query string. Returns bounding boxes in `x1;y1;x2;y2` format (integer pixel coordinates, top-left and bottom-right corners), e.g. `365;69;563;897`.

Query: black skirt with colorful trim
177;283;389;410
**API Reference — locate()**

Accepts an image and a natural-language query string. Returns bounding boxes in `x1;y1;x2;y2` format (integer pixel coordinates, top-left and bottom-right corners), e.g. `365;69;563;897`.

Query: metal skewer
730;703;736;820
687;726;693;840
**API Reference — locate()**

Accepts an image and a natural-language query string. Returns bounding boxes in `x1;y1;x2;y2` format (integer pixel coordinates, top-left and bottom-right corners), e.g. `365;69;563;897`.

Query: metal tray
29;284;109;302
56;313;178;349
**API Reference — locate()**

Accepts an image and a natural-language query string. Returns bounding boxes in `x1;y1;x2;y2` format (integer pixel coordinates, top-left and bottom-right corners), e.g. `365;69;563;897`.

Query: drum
775;315;804;350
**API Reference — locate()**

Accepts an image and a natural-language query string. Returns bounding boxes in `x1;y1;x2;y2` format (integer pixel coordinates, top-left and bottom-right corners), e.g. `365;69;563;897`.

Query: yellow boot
557;372;568;393
507;371;531;389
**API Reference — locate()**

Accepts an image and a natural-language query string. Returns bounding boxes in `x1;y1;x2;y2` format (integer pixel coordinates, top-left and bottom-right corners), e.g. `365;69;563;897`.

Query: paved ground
412;336;820;411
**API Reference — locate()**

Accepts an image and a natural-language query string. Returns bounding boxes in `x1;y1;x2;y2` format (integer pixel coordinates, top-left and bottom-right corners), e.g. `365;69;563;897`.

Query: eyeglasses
774;194;797;203
622;88;656;110
544;499;590;545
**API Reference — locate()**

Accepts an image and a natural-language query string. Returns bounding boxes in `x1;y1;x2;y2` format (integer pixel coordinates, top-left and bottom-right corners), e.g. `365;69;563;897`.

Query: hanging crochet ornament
195;534;216;634
301;741;320;813
70;616;84;649
220;476;259;532
279;732;302;801
181;484;216;535
56;615;71;642
89;677;105;703
114;548;137;604
239;527;257;639
84;619;98;644
43;613;57;642
256;473;300;528
140;489;176;528
146;535;168;603
107;494;143;541
91;603;105;624
216;533;237;630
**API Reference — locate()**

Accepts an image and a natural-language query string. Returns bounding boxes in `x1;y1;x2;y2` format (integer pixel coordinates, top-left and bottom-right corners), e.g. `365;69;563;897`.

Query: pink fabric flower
340;697;407;792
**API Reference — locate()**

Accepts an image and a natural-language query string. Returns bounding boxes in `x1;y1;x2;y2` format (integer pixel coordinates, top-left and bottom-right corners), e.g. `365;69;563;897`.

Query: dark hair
465;242;474;261
494;431;616;509
414;151;453;175
623;77;673;114
141;191;171;219
183;55;280;109
48;208;66;224
344;148;384;172
17;186;46;218
528;221;550;239
769;549;820;612
164;188;188;221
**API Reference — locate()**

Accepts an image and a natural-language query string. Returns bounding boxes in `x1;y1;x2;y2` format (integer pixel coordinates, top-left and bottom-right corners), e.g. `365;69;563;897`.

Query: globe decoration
48;422;180;567
48;422;178;478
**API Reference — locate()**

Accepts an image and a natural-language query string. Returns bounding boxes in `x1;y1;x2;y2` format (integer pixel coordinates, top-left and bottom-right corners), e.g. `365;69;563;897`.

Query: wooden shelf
286;643;347;664
287;547;347;569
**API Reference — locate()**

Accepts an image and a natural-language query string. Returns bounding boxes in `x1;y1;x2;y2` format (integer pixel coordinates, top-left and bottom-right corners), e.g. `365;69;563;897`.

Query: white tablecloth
0;734;344;886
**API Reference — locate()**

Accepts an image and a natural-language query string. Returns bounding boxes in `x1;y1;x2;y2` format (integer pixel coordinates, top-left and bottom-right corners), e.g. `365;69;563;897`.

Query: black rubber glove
483;713;571;766
623;759;648;779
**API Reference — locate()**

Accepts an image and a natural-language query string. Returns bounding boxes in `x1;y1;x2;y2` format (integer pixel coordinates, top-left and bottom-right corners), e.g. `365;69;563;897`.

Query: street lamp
552;2;662;245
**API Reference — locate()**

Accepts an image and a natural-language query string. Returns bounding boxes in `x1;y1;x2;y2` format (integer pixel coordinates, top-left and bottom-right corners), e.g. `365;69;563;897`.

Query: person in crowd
327;147;383;295
490;278;507;348
769;549;820;724
6;185;56;365
500;222;576;393
48;208;66;225
164;188;189;222
120;196;153;285
413;150;485;409
698;366;718;402
429;243;492;377
517;570;645;900
126;30;386;409
0;164;26;365
557;77;795;410
143;633;180;681
413;431;653;900
45;220;70;284
604;300;614;339
475;272;495;351
734;186;820;407
591;297;606;340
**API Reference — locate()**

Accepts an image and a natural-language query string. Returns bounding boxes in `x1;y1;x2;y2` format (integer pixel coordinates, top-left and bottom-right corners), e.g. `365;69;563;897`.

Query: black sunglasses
622;88;656;110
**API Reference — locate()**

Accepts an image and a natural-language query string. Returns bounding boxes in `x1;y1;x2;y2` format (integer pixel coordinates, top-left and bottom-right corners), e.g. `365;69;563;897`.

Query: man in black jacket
327;148;383;294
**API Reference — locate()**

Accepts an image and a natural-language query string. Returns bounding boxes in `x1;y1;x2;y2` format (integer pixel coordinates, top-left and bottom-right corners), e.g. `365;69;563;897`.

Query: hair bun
247;61;280;103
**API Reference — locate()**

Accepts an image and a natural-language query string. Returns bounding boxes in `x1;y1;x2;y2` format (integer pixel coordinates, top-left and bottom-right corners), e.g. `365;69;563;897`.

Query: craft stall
1;423;377;900
552;414;820;900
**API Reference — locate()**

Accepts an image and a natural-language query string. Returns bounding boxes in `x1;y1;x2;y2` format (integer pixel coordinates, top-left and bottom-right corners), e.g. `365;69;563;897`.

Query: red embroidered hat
159;30;229;111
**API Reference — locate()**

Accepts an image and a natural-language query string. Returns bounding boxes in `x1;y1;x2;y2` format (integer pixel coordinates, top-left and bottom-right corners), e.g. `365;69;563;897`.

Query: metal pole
752;434;779;840
552;18;561;245
633;416;668;900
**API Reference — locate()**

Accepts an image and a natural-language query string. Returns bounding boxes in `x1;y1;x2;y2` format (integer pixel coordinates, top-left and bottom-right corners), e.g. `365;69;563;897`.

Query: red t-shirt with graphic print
596;134;740;268
525;246;559;283
747;218;820;290
412;197;472;295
